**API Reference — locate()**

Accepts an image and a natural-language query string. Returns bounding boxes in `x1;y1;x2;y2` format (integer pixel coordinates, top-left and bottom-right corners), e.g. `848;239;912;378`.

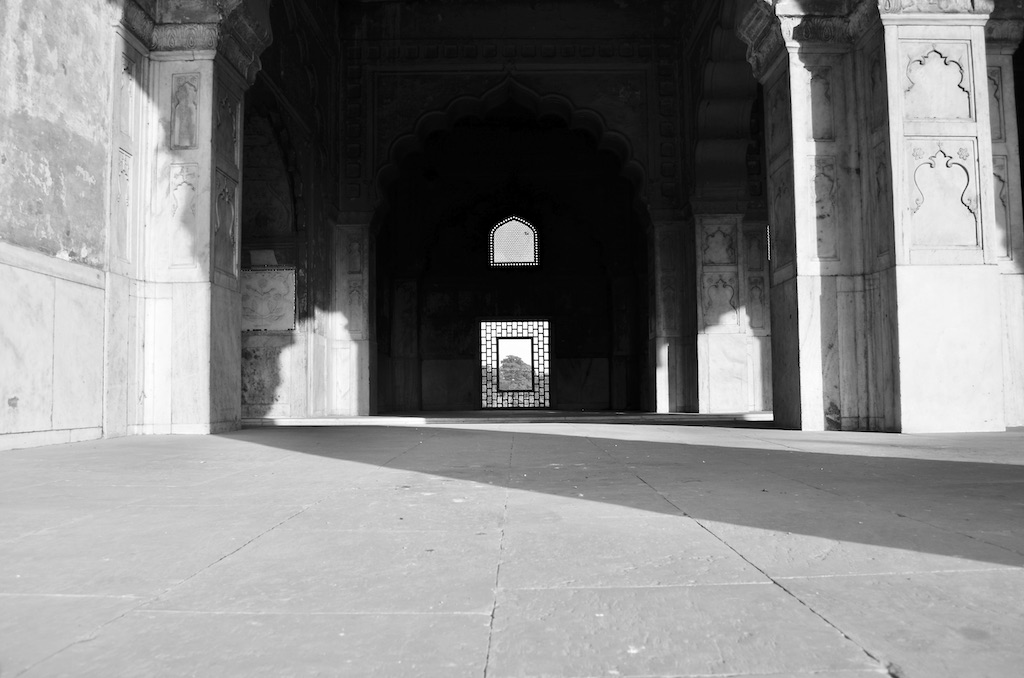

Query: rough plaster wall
0;0;120;267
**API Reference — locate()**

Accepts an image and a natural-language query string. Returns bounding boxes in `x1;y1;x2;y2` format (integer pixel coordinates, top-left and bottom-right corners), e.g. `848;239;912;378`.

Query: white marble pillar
331;222;373;415
741;2;873;430
879;1;1005;432
142;48;247;433
987;15;1024;426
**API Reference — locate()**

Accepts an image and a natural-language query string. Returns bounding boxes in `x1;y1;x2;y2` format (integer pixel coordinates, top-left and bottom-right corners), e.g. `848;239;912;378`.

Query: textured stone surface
2;423;1023;676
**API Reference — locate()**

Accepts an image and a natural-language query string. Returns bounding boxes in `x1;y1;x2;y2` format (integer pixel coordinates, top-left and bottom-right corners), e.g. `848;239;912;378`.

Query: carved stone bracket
738;1;784;82
738;0;881;80
986;19;1024;51
120;0;272;84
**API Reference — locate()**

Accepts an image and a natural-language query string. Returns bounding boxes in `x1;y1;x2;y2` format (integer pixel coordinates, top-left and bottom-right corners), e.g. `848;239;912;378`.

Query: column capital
987;2;1024;51
120;0;272;84
738;0;880;80
877;0;994;14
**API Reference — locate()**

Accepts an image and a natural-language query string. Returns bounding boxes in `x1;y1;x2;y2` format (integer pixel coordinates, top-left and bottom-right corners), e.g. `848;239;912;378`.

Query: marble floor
2;420;1022;677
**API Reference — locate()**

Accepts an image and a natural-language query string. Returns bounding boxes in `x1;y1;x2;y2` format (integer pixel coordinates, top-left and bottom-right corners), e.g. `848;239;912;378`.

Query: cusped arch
375;77;647;204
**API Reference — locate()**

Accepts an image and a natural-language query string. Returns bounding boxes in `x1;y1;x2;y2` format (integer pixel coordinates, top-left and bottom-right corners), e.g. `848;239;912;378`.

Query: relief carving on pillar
119;54;136;137
769;164;796;268
766;78;792;163
814;157;839;260
702;273;739;328
879;0;994;13
348;280;366;337
242;268;296;332
909;145;979;247
170;163;199;266
993;155;1012;258
869;53;887;131
870;144;893;257
903;45;972;120
988;67;1004;142
113;150;132;261
747;276;766;330
348;237;364;274
701;221;737;265
214;171;238;275
171;73;200;150
657;274;680;334
810;67;835;141
216;94;240;167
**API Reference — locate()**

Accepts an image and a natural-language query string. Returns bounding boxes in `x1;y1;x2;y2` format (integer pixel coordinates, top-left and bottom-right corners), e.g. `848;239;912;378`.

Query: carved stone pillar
986;12;1024;426
878;0;1005;431
695;214;772;413
652;220;686;412
331;220;373;416
740;1;879;430
741;0;1008;431
118;0;271;433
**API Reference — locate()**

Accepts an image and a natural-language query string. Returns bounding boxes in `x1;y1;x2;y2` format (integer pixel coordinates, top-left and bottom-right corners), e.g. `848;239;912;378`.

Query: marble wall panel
171;73;201;150
701;220;737;265
896;266;1004;432
901;42;973;121
702;273;739;328
706;334;748;412
103;272;132;437
52;280;104;430
211;284;241;425
214;171;239;276
809;66;835;141
241;334;296;418
988;66;1005;143
171;283;210;427
170;163;201;268
769;162;796;270
907;141;980;248
0;265;55;434
813;157;839;260
242;268;296;331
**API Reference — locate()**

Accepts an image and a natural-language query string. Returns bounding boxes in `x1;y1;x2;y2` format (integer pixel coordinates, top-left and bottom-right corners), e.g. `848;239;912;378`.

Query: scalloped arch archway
374;77;648;211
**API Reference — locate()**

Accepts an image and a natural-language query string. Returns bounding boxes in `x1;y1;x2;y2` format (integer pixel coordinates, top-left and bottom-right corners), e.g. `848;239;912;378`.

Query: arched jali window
489;216;538;267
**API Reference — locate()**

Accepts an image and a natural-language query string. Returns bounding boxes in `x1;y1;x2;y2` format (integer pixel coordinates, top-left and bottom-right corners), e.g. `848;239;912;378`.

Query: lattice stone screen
481;320;550;408
490;216;538;266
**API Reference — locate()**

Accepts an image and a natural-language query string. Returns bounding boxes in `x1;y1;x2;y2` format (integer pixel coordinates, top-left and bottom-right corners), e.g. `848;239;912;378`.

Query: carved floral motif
242;269;296;331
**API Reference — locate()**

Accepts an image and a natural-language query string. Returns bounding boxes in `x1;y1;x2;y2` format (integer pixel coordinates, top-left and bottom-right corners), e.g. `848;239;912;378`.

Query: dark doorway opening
375;98;650;412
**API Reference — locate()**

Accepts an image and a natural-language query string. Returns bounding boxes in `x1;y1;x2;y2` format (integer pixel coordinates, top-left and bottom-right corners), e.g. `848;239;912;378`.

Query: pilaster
880;0;1005;431
740;0;877;429
694;214;772;413
115;0;270;434
331;221;373;416
986;11;1024;425
652;220;686;412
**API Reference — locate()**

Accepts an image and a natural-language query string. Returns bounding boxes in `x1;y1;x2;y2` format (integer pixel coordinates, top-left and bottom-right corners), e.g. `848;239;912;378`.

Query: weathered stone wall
0;0;120;448
0;0;120;265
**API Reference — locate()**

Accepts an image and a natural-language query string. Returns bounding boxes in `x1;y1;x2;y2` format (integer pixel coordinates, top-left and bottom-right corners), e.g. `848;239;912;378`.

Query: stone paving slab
487;585;880;677
1;422;1022;677
144;527;502;615
22;610;492;678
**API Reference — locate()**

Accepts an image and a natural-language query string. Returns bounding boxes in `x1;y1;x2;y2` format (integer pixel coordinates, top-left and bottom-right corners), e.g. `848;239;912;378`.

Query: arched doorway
374;95;651;413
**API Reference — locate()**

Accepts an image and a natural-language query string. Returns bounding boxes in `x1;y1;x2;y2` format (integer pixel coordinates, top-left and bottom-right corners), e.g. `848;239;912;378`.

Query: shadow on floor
228;423;1024;570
